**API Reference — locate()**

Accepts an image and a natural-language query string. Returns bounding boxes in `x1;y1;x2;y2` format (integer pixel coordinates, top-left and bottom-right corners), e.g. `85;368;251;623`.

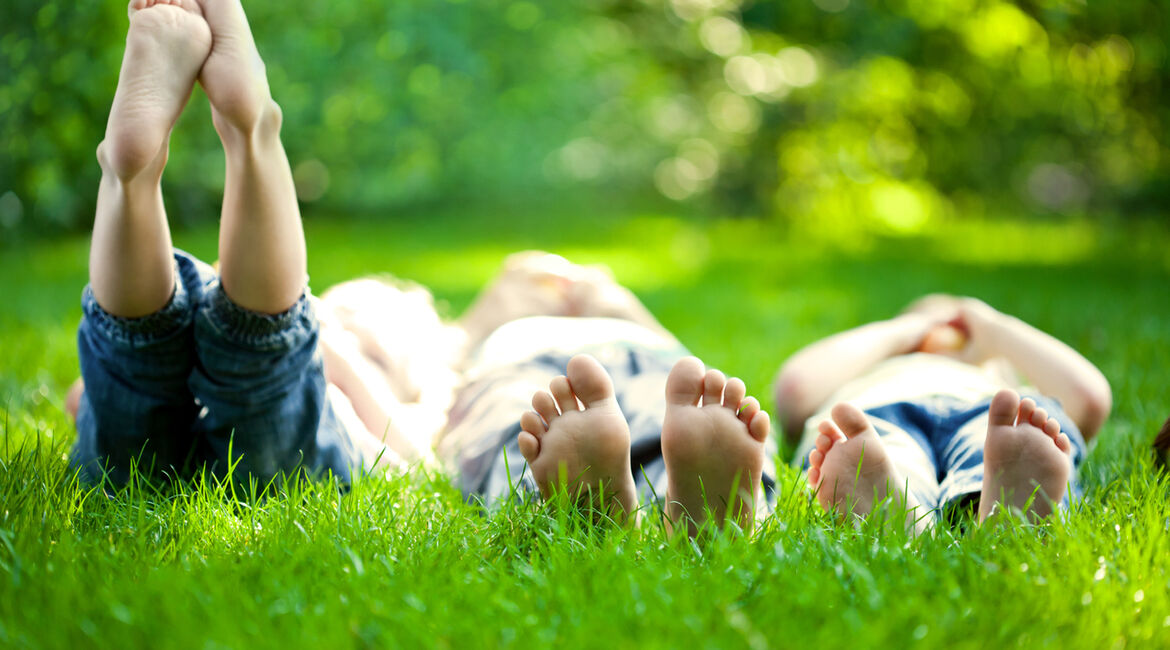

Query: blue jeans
860;394;1087;513
72;251;362;486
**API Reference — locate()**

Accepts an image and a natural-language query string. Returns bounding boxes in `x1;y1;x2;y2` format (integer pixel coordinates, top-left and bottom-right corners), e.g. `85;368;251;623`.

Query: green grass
2;209;1169;649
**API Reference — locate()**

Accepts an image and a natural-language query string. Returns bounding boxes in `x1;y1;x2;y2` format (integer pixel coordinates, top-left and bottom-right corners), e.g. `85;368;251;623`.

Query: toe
549;376;579;414
1030;407;1049;430
1017;397;1037;428
988;389;1020;427
1055;432;1072;454
829;402;872;438
702;369;726;407
737;396;761;427
520;410;546;437
517;431;540;464
533;390;559;422
565;354;616;407
809;448;825;468
665;356;705;407
817;419;845;444
1044;417;1061;439
807;466;821;487
748;410;770;442
723;377;746;410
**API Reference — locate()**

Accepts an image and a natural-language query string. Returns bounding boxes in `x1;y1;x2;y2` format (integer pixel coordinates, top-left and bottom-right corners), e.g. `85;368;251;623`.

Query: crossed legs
92;0;302;322
76;0;358;483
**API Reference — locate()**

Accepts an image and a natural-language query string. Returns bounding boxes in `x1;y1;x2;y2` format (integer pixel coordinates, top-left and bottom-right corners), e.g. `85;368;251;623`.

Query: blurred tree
1;0;1166;238
602;0;1168;231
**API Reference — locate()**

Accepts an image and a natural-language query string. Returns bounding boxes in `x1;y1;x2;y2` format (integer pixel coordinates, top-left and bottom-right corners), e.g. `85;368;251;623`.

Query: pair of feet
105;0;272;181
807;389;1073;529
517;355;770;537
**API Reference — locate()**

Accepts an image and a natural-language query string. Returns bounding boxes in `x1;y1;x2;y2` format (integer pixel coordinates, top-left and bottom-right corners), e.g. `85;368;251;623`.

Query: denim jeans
814;394;1087;516
72;250;362;486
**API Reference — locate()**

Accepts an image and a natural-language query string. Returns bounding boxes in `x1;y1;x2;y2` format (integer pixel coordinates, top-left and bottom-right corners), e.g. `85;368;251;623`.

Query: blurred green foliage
1;0;1166;237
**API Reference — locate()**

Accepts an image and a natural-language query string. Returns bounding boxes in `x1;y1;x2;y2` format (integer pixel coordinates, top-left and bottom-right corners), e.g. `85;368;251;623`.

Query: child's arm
956;300;1112;440
773;314;936;444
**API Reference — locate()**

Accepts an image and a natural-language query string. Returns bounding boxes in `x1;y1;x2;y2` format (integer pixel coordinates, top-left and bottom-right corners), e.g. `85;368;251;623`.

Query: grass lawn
2;207;1168;649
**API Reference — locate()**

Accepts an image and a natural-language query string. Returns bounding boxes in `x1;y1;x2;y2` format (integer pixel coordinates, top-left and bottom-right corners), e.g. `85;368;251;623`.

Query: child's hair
1154;416;1170;472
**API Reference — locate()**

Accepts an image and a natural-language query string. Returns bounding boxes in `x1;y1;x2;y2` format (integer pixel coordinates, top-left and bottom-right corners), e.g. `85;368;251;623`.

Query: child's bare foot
979;389;1072;522
808;402;927;532
197;0;275;135
518;355;637;518
661;357;769;537
102;0;211;180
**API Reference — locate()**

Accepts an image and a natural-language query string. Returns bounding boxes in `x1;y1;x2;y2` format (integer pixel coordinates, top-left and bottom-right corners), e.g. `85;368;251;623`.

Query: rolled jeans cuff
79;259;193;348
200;283;315;352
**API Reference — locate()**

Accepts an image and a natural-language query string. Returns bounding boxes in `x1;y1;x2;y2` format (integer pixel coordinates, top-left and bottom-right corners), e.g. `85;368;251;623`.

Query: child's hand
942;298;1003;363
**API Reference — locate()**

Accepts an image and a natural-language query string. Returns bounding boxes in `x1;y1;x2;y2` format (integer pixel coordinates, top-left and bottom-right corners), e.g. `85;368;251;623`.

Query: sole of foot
518;354;637;520
808;402;927;533
661;357;769;538
102;0;211;180
197;0;276;136
979;389;1072;522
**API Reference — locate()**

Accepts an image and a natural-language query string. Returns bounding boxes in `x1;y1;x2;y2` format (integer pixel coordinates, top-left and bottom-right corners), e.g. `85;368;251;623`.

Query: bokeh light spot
699;16;747;57
777;47;818;87
708;92;760;134
294;160;331;203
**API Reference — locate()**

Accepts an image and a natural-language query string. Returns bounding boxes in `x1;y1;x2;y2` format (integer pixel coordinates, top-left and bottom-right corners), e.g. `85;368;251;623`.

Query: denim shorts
854;394;1087;515
72;250;362;486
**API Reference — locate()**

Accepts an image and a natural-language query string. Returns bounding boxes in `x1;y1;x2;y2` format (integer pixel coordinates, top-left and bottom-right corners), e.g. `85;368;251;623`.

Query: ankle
213;98;282;150
97;137;168;185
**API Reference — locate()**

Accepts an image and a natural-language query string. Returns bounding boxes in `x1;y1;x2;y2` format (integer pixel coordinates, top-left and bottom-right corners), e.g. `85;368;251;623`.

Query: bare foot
518;355;637;519
979;389;1072;522
661;357;769;537
197;0;275;135
808;402;927;533
102;0;211;180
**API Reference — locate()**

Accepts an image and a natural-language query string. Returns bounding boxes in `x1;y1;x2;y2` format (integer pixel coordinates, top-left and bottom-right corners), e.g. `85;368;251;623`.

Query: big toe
988;389;1021;427
665;356;705;407
829;402;872;438
565;354;616;406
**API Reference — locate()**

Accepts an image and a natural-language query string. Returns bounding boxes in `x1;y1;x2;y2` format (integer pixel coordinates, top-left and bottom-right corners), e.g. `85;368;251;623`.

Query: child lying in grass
317;251;775;537
774;296;1112;531
70;0;774;537
71;0;384;486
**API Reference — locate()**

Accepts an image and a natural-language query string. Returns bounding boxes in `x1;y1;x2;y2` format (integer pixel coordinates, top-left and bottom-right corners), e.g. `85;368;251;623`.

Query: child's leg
187;1;362;483
73;0;213;483
90;0;211;317
200;0;305;314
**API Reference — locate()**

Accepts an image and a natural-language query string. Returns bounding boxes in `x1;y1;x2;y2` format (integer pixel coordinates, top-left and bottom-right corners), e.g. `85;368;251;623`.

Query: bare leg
198;0;304;314
90;0;211;317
